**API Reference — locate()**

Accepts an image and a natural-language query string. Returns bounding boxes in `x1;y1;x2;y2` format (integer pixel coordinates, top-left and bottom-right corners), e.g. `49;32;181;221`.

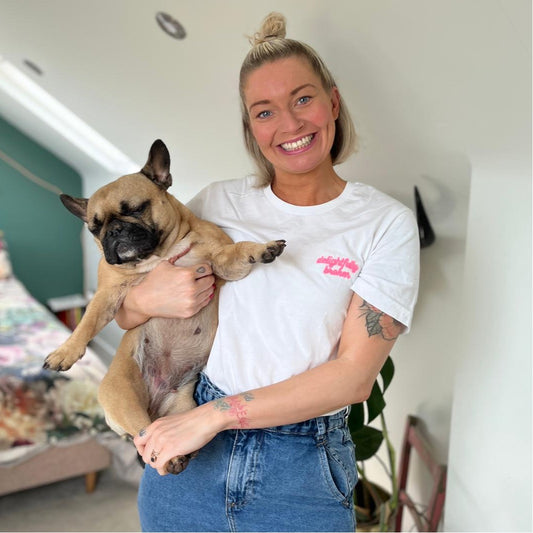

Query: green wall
0;115;84;304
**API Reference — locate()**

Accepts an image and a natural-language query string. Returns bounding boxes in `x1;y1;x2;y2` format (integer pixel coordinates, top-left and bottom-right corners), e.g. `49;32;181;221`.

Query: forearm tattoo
214;393;254;429
359;300;405;341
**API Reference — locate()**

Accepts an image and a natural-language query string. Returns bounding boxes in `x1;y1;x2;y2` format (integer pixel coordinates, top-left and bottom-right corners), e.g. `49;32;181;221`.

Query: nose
106;219;123;238
280;109;303;134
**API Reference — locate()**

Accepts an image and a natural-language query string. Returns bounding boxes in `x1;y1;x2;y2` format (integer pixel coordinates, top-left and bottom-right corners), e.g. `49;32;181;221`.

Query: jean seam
225;430;239;533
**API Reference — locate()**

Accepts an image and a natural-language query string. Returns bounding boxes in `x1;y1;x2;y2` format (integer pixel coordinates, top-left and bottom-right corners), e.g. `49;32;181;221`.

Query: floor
0;468;141;532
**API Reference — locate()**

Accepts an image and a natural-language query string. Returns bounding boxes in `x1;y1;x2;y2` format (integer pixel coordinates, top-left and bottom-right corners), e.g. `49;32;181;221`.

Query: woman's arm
115;260;216;330
134;291;405;474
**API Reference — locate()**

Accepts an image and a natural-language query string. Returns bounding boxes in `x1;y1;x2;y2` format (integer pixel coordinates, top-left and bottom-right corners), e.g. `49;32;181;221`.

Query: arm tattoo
359;300;405;341
214;393;254;429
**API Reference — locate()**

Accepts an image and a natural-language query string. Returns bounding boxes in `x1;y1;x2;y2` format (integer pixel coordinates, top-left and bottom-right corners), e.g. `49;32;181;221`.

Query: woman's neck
271;167;346;207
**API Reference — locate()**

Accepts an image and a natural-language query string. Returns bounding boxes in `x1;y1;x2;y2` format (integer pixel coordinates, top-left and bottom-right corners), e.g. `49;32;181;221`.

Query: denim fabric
138;373;357;532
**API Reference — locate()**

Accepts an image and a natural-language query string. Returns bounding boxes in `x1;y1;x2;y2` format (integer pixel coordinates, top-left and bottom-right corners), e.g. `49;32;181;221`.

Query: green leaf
348;402;365;431
351;425;383;461
380;357;394;393
366;381;386;423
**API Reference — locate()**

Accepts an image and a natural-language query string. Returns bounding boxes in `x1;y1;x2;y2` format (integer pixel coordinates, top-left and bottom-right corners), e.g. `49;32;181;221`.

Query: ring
150;450;160;462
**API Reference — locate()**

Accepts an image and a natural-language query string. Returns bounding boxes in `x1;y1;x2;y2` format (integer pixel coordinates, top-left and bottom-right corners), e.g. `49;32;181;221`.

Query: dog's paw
252;240;286;264
43;346;85;372
166;451;199;475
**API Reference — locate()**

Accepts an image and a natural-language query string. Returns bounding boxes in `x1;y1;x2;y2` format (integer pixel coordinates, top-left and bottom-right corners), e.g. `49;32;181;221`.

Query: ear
331;86;341;121
60;194;88;222
141;139;173;190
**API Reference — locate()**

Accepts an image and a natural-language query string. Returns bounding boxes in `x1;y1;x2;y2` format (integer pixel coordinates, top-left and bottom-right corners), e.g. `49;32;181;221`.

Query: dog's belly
134;304;217;418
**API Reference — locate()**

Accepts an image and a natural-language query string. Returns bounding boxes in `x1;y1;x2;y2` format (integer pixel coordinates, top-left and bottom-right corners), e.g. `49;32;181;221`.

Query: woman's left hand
134;403;223;476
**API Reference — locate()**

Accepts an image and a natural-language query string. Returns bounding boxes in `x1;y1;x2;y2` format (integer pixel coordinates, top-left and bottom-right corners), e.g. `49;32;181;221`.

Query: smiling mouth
280;134;315;152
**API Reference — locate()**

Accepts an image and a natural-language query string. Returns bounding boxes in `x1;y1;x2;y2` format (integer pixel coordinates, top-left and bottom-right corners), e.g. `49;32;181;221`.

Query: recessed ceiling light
156;12;186;40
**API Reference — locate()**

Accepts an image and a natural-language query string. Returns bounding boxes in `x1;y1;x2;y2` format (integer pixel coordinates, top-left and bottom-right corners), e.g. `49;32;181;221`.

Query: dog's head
61;139;180;266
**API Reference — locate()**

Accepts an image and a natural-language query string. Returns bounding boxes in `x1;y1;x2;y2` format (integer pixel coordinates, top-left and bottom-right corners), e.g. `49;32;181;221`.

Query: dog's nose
106;220;124;237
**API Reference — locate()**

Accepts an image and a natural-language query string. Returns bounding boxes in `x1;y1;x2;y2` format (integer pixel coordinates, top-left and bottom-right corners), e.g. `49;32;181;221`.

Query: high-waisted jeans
138;372;357;532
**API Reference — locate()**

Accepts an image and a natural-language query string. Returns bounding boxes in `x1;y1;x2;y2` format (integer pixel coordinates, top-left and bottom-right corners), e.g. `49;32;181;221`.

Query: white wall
77;2;531;530
445;165;531;531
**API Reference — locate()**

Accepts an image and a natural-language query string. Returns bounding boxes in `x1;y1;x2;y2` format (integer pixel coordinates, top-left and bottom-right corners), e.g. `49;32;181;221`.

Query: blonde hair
239;12;357;186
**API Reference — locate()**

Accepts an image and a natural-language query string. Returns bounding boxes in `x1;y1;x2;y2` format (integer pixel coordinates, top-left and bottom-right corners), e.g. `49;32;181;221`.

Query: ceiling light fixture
0;57;139;174
156;12;186;40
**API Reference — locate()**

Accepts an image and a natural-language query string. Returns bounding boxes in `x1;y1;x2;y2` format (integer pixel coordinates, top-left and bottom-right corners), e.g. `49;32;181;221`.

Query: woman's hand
133;402;226;476
115;260;216;330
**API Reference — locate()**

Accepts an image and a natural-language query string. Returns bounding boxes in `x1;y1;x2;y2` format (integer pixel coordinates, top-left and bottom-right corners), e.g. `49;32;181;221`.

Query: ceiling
0;0;529;203
0;0;340;182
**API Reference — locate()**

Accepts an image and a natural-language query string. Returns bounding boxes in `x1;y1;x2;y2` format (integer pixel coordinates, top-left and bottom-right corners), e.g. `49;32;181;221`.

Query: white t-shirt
187;176;419;396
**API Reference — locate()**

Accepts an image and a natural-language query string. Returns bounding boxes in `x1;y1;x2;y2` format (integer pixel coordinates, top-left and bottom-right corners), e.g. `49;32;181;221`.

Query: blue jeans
138;373;357;532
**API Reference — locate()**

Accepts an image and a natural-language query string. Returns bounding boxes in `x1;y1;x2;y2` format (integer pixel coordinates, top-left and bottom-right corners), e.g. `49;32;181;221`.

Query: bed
0;233;114;496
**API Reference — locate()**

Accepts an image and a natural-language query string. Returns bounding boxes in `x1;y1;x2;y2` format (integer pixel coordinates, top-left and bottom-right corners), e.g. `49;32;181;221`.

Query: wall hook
414;186;435;248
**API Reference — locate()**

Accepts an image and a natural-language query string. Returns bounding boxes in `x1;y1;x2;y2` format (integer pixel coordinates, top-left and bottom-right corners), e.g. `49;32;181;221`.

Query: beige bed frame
0;437;111;496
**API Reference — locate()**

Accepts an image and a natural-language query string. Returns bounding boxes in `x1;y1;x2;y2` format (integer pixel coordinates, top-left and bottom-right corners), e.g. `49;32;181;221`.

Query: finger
196;275;216;294
134;427;149;447
193;263;213;279
157;466;168;476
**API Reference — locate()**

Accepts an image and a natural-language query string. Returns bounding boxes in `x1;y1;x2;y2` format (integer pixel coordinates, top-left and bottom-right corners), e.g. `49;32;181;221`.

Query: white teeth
281;134;314;151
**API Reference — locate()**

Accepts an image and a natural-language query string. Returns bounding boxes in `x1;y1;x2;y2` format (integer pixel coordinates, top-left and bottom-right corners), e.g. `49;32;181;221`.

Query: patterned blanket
0;277;109;452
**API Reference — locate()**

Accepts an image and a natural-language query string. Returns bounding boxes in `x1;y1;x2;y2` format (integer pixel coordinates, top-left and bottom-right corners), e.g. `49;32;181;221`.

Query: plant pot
354;478;397;532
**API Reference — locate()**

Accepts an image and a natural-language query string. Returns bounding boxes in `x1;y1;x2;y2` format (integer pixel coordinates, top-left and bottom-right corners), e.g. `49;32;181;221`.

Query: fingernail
197;266;206;273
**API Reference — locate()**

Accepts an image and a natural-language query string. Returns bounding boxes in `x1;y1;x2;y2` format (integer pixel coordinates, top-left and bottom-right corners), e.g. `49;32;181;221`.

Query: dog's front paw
250;239;286;264
166;451;199;475
43;345;85;371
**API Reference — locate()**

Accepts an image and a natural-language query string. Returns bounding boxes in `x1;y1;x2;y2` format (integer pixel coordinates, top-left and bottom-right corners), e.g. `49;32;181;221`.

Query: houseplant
348;356;398;531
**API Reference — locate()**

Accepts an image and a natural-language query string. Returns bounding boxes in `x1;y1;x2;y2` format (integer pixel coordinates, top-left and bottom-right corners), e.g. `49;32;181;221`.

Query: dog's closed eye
120;200;150;217
89;216;103;235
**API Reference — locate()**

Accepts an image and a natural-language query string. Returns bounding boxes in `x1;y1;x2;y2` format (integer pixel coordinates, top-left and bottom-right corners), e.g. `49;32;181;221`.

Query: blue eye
257;110;272;119
297;96;311;105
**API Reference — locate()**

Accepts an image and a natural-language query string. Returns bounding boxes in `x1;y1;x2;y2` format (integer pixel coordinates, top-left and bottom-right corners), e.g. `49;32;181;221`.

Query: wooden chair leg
85;471;98;493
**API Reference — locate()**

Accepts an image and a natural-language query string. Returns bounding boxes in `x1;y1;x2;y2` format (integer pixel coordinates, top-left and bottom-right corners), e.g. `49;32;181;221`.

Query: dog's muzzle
102;220;159;265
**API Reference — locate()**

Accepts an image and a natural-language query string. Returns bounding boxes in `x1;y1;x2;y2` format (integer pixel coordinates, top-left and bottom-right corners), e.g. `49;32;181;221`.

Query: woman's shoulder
199;175;262;197
187;175;263;216
346;181;412;217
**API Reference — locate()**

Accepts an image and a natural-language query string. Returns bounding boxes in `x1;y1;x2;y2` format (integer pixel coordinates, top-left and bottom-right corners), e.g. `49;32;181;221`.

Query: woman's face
244;56;340;179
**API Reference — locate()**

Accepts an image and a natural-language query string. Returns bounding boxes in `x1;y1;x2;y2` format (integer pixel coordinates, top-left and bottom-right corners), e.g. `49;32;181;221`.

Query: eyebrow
248;83;317;111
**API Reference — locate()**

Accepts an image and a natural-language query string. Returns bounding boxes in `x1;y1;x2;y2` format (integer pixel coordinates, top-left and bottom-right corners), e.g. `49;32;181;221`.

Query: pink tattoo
214;393;254;429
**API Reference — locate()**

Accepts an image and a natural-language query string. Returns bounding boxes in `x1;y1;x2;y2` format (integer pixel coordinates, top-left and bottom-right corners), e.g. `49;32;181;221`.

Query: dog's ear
60;194;88;222
141;139;172;190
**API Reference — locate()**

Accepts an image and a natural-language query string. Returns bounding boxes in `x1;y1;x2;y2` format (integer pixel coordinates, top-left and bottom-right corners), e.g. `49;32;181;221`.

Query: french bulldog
43;139;285;473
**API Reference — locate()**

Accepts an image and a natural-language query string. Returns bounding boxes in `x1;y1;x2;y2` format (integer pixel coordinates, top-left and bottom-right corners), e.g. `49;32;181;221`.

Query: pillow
0;230;13;279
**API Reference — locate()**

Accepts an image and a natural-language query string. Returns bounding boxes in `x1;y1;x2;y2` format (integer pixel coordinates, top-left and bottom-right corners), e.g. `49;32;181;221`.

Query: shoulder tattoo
359;300;405;341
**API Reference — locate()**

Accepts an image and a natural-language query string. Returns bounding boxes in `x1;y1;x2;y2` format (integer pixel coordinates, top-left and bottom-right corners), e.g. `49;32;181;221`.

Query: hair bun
251;12;287;46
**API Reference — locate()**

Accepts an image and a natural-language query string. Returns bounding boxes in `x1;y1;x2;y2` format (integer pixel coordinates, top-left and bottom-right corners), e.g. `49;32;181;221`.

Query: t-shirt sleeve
352;209;420;332
186;185;210;218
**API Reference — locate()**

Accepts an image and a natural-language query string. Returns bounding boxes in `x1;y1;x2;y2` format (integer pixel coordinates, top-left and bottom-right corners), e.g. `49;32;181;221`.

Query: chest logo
316;256;359;279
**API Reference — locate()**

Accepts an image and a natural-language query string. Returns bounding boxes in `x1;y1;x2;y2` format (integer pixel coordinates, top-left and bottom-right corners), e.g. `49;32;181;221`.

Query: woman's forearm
115;284;151;330
113;261;216;330
210;356;376;433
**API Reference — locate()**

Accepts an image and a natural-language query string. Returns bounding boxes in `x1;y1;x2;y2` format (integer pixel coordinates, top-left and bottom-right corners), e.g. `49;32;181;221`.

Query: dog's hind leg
158;380;200;475
98;328;151;438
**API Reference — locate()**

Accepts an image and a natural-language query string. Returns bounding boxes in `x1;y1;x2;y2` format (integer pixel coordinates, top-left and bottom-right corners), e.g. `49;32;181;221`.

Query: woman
117;12;419;532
